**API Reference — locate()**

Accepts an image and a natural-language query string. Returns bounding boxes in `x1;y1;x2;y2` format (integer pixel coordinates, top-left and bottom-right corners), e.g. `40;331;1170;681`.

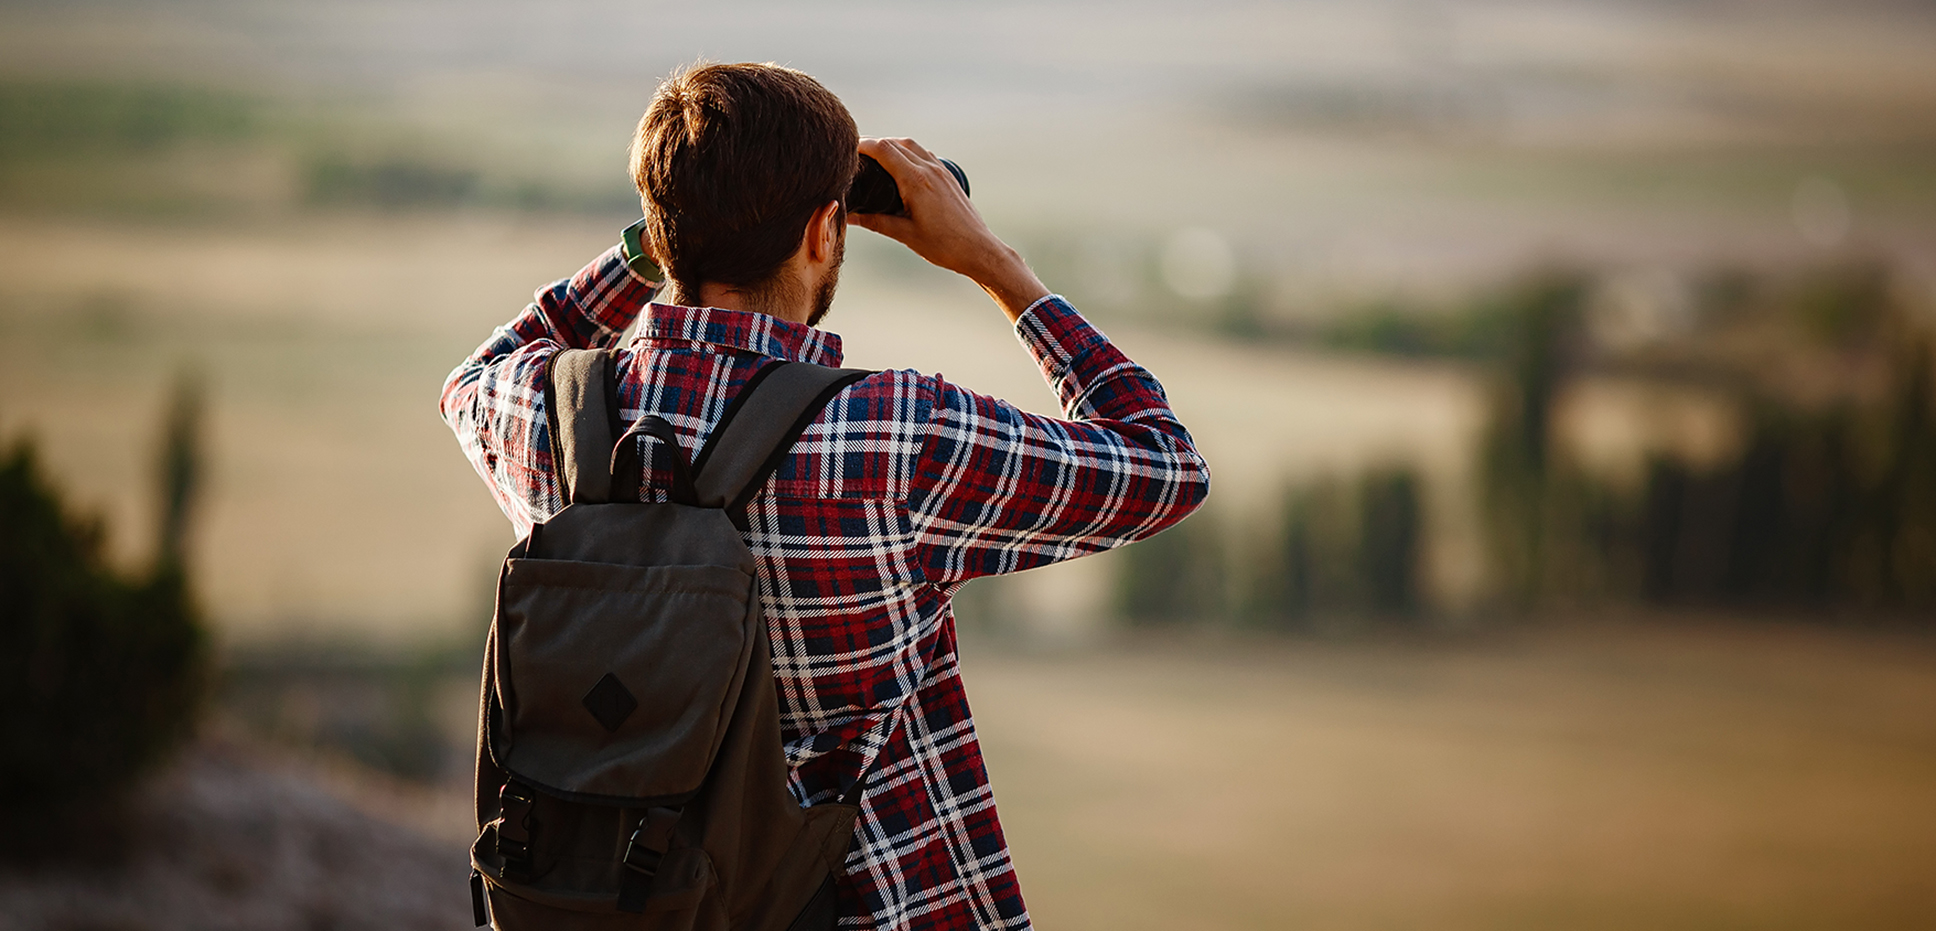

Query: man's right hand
851;137;1051;323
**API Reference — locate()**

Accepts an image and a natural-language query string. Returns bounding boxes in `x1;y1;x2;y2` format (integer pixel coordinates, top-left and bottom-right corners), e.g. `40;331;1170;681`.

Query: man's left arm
439;244;659;535
907;294;1211;582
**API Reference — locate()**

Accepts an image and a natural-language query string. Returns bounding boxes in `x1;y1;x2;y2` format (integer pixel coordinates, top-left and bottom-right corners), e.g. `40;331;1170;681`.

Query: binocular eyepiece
847;155;970;216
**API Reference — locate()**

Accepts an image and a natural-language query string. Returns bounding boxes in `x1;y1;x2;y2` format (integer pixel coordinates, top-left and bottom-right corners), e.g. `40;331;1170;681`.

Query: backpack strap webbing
692;361;873;520
545;351;871;517
543;348;623;505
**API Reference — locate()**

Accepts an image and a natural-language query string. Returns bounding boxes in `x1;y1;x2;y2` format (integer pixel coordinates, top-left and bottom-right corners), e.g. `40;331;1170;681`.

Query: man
442;62;1209;930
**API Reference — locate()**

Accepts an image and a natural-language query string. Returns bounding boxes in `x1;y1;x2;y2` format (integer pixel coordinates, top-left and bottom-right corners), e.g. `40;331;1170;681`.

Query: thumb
850;211;917;242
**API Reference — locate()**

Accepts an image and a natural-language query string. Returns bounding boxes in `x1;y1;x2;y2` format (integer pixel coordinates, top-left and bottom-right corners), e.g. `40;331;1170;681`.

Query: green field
972;621;1936;930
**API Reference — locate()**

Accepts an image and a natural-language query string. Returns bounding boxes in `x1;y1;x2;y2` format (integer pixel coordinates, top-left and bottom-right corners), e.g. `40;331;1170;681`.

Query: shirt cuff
1013;294;1111;390
552;243;661;348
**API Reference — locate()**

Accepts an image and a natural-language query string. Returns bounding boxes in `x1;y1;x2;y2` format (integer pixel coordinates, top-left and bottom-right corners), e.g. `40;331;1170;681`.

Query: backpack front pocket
495;558;757;800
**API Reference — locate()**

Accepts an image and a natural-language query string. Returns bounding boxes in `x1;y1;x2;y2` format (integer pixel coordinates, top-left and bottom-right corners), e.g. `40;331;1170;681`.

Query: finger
900;137;939;163
860;137;926;184
886;137;945;173
884;139;959;204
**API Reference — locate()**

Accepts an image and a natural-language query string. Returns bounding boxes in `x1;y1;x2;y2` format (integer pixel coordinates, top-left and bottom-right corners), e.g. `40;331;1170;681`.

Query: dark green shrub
1116;511;1227;624
1250;467;1426;628
1636;339;1936;612
0;381;208;811
1475;272;1591;607
1266;477;1357;625
1357;467;1422;616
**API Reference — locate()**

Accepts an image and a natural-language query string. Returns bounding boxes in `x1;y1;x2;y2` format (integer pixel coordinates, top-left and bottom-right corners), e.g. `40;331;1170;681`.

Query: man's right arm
439;244;659;536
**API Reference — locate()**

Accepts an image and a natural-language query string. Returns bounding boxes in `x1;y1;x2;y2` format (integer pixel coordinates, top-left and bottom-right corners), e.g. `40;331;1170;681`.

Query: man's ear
804;200;842;265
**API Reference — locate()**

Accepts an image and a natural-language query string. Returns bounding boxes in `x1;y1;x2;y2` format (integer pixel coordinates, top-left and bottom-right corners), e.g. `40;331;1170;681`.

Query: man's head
631;62;857;325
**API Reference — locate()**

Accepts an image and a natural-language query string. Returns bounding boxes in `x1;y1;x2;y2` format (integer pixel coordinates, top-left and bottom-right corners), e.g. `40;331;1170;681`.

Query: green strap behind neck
620;218;663;282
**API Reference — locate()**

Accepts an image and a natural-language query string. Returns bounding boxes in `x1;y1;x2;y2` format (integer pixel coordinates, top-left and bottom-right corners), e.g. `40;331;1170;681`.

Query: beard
806;232;844;327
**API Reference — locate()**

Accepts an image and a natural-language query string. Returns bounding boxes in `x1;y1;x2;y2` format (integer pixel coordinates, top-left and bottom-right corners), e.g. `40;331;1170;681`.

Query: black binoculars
847;155;970;216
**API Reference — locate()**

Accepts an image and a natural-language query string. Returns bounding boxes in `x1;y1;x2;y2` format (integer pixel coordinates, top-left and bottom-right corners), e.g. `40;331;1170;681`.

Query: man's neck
664;279;811;326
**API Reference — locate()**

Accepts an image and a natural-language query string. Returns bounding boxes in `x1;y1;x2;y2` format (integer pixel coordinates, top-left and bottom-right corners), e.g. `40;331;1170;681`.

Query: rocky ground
0;743;475;931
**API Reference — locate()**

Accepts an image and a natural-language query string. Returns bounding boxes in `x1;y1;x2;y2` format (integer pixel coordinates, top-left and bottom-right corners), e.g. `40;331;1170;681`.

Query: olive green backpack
470;349;872;931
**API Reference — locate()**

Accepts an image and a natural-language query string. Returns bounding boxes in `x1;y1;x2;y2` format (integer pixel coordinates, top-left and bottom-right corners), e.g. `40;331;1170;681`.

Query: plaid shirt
441;242;1209;930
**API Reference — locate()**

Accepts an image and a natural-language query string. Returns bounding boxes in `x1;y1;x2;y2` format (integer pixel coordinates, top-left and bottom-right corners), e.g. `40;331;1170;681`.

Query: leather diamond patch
582;673;638;733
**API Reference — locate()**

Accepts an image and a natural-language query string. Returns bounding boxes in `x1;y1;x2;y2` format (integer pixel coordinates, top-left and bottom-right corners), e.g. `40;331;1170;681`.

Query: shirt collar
636;302;844;367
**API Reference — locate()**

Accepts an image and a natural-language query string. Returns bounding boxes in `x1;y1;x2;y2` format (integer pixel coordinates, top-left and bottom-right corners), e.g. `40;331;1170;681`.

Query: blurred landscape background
3;0;1935;928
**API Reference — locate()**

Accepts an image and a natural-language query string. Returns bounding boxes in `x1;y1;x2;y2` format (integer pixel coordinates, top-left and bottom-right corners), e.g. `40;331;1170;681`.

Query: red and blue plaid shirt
441;242;1209;930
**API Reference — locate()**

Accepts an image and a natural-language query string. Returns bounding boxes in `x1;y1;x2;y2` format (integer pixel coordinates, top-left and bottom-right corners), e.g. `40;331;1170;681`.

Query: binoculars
847;155;970;216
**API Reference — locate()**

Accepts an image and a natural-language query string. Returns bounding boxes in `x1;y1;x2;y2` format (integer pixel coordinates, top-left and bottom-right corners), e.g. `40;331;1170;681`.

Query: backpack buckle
617;806;682;912
496;781;538;881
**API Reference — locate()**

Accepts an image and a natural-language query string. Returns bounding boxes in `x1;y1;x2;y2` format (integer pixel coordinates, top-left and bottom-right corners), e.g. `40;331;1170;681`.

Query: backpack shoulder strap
692;361;872;522
544;348;623;505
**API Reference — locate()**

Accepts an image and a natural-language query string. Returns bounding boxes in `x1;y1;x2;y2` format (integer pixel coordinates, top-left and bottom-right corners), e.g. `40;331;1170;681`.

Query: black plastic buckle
496;781;538;881
622;841;664;876
617;806;682;913
622;807;680;877
501;781;536;809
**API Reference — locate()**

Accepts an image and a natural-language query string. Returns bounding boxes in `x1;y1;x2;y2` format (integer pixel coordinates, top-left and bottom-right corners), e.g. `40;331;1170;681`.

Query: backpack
469;348;873;931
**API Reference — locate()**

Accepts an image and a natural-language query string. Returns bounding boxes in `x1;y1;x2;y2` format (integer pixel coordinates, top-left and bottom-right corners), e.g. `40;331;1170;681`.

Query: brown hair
631;62;857;295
